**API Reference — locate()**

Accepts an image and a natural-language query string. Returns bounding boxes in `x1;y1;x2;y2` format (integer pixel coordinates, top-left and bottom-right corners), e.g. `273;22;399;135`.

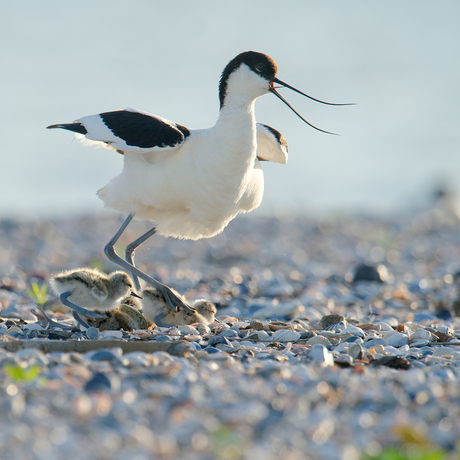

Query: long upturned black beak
269;77;354;135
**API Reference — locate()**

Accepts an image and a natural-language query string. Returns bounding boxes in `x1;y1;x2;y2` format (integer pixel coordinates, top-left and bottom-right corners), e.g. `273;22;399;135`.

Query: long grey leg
154;313;174;328
104;213;195;313
71;310;91;329
35;306;72;330
59;292;106;318
125;226;157;291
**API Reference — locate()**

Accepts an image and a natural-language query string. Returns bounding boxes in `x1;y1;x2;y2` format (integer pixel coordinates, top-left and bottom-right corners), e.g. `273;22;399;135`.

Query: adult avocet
47;51;351;313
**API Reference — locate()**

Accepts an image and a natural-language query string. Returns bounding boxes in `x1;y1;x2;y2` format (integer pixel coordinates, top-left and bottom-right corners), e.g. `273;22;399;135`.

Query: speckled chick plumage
141;287;215;326
50;268;136;312
84;295;150;331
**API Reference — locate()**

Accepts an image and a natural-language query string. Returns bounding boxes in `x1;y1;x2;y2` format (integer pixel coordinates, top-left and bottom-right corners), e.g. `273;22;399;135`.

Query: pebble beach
1;202;460;460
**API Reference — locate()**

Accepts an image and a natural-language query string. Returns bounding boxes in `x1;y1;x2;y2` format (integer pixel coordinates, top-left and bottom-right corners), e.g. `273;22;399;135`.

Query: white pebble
306;336;331;346
386;333;409;347
341;326;365;338
308;345;334;367
270;329;300;342
99;330;123;339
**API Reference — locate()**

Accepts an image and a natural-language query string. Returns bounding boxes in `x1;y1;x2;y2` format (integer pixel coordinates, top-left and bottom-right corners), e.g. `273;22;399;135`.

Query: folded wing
47;108;190;154
256;123;288;164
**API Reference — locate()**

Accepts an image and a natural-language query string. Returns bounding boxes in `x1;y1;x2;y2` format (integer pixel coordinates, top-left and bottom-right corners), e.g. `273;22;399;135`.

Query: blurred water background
1;0;459;221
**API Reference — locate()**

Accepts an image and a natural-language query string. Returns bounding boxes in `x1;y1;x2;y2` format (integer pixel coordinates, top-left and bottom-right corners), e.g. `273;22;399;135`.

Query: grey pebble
353;263;385;283
341;326;365;338
207;336;232;346
90;350;120;361
386;333;409;347
217;329;239;338
84;372;112;393
308;345;334;366
348;343;364;360
86;327;99;339
318;314;346;329
154;335;173;342
363;338;389;349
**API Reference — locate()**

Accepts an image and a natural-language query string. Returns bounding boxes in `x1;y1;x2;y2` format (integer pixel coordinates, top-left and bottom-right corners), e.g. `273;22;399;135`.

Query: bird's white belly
97;146;264;240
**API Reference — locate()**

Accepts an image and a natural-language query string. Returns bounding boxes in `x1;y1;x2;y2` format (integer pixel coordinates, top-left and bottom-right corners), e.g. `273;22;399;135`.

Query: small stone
84;372;112;393
268;321;292;331
370;356;410;369
23;323;45;331
246;321;266;331
308;345;334;367
333;342;350;353
359;324;381;331
410;329;433;341
306;335;331;346
123;352;151;367
86;327;99;339
247;330;270;341
318;314;346;330
208;336;232;346
154;335;173;342
334;355;353;367
363;338;389;349
410;339;430;347
373;322;394;331
178;325;199;335
15;348;49;366
348;343;364;360
215;343;234;352
435;309;452;320
99;330;123;339
299;331;315;340
413;312;436;323
342;335;362;343
90;350;120;361
386;332;409;348
195;323;210;334
217;329;239;338
341;326;365;338
433;331;454;342
270;329;300;342
432;347;457;357
353;263;385;283
3;326;22;337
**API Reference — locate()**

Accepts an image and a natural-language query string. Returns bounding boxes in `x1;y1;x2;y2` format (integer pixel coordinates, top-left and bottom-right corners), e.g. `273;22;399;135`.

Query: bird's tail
46;122;88;135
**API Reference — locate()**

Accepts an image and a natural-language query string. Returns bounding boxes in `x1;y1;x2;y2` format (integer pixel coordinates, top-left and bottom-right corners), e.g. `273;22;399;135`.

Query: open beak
269;77;354;135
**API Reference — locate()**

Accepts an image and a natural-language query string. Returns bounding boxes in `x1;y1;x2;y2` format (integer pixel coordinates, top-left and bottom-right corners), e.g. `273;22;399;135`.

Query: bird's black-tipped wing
47;109;190;154
256;123;288;164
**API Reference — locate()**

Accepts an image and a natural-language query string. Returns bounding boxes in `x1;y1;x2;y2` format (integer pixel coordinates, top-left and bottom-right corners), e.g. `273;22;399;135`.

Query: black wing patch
259;124;288;151
100;110;188;148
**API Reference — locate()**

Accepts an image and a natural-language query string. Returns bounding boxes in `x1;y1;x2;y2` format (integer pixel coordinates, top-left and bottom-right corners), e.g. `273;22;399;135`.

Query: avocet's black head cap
219;51;354;134
219;51;277;109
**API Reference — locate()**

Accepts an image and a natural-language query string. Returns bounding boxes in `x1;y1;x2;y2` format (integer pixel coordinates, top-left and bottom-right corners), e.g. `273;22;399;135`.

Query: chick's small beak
130;290;143;299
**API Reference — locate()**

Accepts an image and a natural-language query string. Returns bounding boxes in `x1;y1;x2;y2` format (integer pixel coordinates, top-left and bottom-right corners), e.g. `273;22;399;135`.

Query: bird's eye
255;63;265;73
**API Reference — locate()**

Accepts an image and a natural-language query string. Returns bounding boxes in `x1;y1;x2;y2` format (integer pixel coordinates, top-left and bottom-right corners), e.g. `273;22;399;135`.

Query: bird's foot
160;285;195;313
35;307;73;330
154;313;173;328
71;311;92;329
